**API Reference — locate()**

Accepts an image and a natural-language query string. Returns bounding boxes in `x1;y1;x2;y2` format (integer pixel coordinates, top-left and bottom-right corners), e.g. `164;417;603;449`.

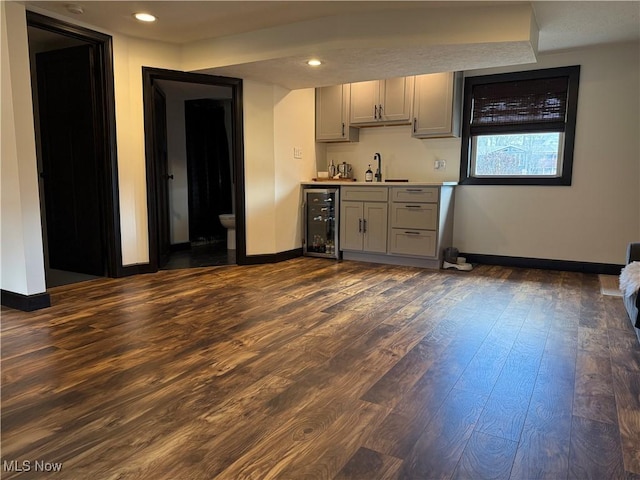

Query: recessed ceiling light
307;59;322;66
134;12;157;22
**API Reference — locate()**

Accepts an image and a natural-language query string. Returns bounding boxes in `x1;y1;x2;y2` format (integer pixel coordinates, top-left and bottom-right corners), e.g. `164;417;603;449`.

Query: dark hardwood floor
2;258;639;479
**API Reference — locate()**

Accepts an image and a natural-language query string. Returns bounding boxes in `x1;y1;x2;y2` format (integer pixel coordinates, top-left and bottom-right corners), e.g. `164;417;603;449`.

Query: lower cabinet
341;201;388;253
388;187;439;257
339;185;455;269
340;187;388;253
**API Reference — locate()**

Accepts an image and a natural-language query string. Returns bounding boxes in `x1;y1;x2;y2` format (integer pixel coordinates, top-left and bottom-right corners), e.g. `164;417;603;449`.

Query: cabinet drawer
389;229;437;257
390;203;437;230
391;187;439;203
341;187;388;202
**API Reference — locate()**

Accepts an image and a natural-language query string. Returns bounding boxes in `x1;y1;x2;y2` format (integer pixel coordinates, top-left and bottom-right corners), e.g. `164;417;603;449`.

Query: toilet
218;214;236;249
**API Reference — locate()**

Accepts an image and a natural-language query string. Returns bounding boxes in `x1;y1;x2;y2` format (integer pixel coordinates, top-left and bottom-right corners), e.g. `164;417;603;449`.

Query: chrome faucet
373;152;382;182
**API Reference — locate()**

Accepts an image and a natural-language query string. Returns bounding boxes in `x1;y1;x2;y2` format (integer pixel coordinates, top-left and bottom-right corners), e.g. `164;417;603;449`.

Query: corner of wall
1;1;46;295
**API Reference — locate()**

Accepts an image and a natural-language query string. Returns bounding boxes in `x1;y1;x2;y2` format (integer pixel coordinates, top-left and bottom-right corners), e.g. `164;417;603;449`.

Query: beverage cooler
303;187;339;259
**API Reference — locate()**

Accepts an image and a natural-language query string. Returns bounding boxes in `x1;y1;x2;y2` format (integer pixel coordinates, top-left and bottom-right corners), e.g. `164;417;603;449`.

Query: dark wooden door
152;85;171;267
36;44;105;276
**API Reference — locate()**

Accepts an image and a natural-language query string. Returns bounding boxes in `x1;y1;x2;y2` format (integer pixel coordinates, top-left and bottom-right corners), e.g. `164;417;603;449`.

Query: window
459;66;580;185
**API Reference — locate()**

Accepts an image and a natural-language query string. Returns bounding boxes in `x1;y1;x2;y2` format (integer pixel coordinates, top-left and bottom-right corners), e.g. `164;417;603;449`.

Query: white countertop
301;181;458;186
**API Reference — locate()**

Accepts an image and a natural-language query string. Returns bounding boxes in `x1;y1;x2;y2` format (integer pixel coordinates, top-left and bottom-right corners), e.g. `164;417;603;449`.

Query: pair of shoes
443;257;473;271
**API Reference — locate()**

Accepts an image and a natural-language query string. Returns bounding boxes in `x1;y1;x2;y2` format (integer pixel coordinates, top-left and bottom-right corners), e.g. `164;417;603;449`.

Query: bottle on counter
365;164;373;182
328;159;337;178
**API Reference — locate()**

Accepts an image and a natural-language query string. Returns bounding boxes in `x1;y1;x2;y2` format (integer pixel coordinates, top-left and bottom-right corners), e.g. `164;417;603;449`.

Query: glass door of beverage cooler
303;188;339;259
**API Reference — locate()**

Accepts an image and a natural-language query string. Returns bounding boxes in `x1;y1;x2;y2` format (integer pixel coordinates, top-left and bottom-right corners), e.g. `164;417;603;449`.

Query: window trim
459;66;581;186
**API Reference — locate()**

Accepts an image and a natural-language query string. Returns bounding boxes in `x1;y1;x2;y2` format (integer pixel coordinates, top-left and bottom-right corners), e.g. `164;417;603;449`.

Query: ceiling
24;1;640;89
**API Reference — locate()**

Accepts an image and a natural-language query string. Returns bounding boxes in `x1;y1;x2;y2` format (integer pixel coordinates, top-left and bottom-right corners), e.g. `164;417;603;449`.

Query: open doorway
142;68;246;271
153;81;236;269
27;12;121;287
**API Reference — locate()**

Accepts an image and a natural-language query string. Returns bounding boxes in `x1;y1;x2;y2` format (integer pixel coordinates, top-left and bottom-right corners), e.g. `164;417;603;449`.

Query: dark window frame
459;66;581;186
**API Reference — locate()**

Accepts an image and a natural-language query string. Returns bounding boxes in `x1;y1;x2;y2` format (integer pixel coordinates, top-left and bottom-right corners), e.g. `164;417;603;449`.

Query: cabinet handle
405;205;421;208
341;122;345;137
406;189;423;192
379;104;383;119
358;218;362;233
363;219;367;233
404;231;420;235
413;118;417;133
374;105;378;119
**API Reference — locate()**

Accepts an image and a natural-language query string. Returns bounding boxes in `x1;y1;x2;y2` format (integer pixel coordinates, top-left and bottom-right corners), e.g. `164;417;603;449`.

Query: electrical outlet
293;147;303;159
434;159;446;170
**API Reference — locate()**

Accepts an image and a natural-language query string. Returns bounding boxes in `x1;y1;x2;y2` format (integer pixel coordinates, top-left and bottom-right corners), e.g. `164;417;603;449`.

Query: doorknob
166;174;174;180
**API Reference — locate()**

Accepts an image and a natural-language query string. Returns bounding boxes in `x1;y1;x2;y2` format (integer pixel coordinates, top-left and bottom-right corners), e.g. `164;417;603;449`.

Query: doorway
142;68;246;271
27;12;121;287
185;99;233;246
153;83;235;269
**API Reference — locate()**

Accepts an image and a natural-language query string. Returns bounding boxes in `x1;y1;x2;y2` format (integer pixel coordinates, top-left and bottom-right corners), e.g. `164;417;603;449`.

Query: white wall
111;36;181;264
243;81;317;255
324;126;461;183
243;80;277;255
453;42;640;264
273;87;317;253
1;1;47;296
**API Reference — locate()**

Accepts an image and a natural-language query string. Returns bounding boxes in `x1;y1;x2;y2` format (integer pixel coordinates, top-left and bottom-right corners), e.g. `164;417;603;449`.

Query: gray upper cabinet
350;77;415;125
411;72;463;138
315;84;359;142
315;73;461;142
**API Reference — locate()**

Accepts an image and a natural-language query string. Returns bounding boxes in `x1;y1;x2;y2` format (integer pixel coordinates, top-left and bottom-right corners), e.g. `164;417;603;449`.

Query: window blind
471;77;569;126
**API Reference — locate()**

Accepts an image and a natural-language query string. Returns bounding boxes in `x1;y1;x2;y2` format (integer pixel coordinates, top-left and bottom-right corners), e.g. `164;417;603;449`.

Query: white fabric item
619;261;640;297
443;259;473;271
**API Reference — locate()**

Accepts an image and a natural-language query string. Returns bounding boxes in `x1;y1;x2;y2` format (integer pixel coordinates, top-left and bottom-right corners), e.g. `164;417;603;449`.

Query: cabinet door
412;72;461;138
316;84;359;142
340;201;364;251
363;202;388;253
350;80;380;124
380;76;414;123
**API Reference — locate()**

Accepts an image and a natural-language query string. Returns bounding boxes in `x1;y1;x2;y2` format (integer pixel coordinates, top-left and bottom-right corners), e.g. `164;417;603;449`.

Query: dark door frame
27;11;123;277
142;67;246;271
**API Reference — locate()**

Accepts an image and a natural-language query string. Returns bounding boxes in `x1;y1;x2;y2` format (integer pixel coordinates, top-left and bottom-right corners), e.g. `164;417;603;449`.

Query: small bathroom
159;80;236;268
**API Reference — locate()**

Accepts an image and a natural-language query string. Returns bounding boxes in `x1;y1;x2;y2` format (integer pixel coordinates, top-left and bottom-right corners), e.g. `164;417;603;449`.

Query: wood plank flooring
2;258;639;479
